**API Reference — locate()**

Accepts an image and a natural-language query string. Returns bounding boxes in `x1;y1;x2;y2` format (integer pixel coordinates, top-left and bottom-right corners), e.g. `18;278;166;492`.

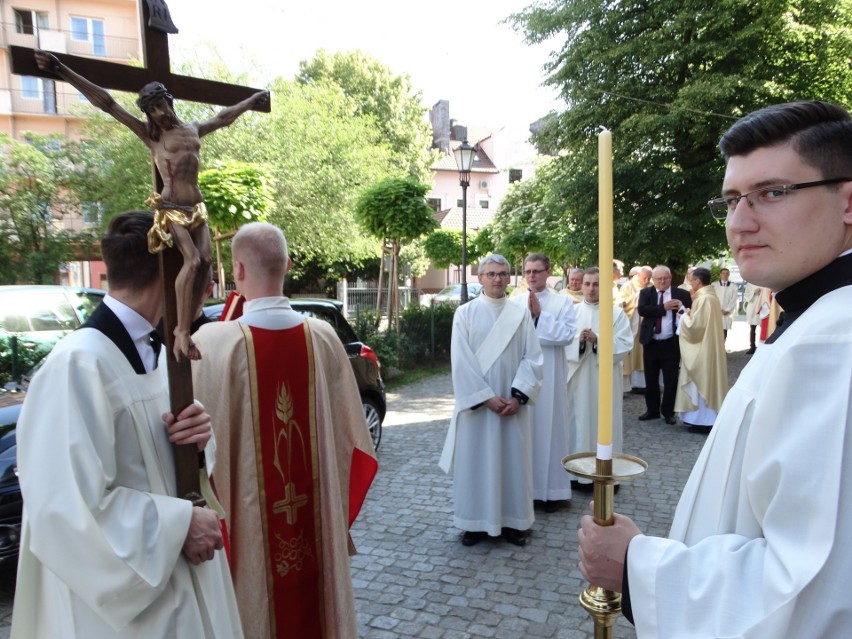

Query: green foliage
399;241;430;279
510;0;852;273
354;177;437;244
422;229;488;270
423;229;463;269
0;134;92;283
397;303;455;365
351;303;456;371
0;333;52;385
490;160;580;269
298;50;438;183
198;161;273;232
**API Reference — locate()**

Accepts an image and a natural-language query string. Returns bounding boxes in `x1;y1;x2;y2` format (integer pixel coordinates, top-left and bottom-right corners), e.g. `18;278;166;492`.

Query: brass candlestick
563;451;648;639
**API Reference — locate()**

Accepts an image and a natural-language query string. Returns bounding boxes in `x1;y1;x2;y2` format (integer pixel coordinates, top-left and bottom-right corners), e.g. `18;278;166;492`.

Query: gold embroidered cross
273;482;308;525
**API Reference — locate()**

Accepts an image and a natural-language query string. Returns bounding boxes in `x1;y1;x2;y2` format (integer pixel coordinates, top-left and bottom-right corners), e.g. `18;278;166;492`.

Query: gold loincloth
146;193;208;254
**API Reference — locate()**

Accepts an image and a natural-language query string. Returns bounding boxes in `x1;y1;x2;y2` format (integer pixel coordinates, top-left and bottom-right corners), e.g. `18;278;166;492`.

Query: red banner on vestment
244;323;325;639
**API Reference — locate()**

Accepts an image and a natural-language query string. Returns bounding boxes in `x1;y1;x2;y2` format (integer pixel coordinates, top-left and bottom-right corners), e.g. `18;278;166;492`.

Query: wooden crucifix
11;0;271;504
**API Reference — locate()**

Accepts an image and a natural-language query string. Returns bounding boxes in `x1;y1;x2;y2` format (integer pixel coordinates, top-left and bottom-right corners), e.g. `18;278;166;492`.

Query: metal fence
337;283;420;318
217;281;420;319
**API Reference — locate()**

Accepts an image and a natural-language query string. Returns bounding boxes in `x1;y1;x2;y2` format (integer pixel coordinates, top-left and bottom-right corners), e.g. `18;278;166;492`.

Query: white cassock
439;294;543;535
11;329;241;638
566;302;633;474
511;290;577;501
712;280;739;331
627;285;852;638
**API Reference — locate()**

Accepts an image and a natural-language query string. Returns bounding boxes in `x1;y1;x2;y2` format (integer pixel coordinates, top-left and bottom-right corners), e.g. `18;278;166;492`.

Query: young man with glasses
513;253;577;512
578;101;852;637
440;254;543;547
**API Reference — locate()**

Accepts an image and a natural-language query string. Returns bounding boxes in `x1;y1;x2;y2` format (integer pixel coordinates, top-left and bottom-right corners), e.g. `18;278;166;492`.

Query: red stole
244;322;325;639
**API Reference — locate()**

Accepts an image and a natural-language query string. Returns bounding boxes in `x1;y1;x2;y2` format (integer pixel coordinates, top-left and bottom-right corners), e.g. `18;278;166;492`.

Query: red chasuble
246;323;326;638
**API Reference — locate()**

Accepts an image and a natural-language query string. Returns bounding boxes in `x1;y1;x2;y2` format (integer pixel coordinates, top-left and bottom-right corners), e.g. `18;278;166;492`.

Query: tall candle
597;129;614;459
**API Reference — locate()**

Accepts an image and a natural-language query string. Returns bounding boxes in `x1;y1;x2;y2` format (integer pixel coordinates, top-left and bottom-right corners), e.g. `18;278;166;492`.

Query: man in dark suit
637;265;692;424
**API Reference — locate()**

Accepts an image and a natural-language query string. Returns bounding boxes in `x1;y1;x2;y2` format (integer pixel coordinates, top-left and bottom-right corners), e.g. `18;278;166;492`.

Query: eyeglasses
523;268;547;276
707;178;851;220
483;271;510;280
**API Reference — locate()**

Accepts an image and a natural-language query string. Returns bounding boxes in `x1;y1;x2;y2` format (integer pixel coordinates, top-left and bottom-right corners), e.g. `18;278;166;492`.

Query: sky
165;0;564;134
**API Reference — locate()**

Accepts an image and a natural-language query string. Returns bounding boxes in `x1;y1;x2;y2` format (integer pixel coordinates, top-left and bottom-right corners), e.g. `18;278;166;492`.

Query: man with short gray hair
440;254;543;547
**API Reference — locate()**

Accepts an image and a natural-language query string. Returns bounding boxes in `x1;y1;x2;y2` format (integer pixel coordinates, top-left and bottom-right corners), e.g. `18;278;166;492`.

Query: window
509;169;523;184
70;16;106;56
477;199;490;209
21;76;41;99
14;9;48;34
427;198;442;213
81;202;104;226
456;199;465;208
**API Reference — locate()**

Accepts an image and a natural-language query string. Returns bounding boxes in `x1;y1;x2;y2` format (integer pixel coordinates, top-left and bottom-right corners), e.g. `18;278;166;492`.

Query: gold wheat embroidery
271;383;309;525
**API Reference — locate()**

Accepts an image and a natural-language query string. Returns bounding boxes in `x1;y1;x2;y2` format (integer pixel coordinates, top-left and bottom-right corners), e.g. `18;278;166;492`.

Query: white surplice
439;294;543;536
566;302;633;466
627;285;852;638
712;280;739;331
511;290;577;501
12;329;241;638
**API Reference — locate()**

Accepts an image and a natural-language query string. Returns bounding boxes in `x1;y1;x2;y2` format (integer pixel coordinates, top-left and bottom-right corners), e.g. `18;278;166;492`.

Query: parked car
431;283;483;305
0;386;23;569
1;286;106;385
203;298;385;450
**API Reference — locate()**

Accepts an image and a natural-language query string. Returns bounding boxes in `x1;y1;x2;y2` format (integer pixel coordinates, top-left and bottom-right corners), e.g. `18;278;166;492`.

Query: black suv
203;298;385;450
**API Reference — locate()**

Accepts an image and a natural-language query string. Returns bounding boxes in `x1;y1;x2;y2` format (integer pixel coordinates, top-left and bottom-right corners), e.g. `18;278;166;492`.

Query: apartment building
1;0;140;286
1;0;140;139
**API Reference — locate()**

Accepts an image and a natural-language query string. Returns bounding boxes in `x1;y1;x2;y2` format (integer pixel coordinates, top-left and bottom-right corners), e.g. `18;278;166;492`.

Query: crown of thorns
136;83;173;112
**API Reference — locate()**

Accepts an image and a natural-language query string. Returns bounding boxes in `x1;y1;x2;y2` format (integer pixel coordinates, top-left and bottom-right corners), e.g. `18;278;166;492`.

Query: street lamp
453;139;476;303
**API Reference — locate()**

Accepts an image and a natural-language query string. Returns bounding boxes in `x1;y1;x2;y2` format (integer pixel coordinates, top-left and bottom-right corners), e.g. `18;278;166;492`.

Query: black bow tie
149;330;162;359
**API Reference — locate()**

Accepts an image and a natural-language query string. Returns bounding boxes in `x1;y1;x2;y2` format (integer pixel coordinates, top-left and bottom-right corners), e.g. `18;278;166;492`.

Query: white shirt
102;295;158;372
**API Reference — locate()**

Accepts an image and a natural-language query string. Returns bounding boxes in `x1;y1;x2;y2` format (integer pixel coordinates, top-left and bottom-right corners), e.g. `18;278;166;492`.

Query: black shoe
571;480;594;492
543;500;564;513
664;415;677;425
501;528;527;546
638;412;660;421
461;531;488;547
746;347;756;354
630;387;646;394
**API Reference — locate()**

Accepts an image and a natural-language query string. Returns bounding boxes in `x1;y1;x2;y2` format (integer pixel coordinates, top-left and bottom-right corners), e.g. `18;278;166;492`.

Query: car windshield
0;290;78;332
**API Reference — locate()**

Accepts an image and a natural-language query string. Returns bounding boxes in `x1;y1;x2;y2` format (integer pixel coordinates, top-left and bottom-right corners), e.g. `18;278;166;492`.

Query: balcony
0;23;140;62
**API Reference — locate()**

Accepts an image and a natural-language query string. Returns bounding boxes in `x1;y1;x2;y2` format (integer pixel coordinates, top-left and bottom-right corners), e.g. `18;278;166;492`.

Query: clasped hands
485;395;521;416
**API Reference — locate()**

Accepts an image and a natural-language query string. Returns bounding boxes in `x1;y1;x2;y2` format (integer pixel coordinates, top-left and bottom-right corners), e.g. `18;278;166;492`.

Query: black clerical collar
767;252;852;343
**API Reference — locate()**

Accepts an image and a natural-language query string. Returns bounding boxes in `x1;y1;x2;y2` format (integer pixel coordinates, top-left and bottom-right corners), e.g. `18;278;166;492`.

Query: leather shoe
461;531;488;547
501;527;527;546
664;415;677;425
638;412;660;421
543;500;566;513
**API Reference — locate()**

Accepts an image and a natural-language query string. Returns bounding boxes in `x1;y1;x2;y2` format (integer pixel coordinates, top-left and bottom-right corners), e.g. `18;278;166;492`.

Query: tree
198;160;273;286
354;177;437;330
298;50;438;183
510;0;852;275
0;134;89;284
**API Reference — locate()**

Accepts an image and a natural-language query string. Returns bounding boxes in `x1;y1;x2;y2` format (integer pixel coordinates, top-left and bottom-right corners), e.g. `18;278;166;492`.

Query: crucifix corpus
11;0;271;503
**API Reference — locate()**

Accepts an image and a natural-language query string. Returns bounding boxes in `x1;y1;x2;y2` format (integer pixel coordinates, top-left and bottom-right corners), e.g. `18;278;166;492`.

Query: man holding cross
11;211;242;638
34;49;269;363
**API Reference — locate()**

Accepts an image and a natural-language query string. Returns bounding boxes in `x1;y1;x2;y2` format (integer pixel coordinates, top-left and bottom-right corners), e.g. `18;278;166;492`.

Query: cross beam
10;0;269;503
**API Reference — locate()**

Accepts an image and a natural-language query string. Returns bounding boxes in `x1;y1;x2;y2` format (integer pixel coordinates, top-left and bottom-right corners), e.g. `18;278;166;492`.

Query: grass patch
384;362;451;391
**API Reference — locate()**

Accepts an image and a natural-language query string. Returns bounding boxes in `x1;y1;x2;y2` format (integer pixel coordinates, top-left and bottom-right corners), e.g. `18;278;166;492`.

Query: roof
431;140;500;174
435;206;496;232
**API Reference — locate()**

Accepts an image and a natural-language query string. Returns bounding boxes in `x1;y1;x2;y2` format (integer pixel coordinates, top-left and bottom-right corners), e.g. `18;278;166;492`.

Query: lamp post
453;139;476;303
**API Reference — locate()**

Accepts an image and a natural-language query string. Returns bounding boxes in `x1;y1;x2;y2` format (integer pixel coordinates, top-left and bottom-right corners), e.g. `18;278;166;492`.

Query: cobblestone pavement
0;321;754;638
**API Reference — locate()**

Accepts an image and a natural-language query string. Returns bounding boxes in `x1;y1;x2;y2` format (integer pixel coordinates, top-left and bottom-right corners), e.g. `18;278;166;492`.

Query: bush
398;303;454;367
351;303;456;372
0;334;52;385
